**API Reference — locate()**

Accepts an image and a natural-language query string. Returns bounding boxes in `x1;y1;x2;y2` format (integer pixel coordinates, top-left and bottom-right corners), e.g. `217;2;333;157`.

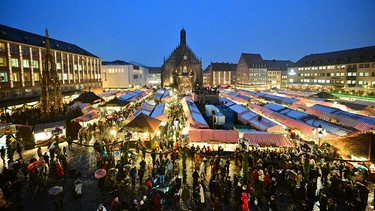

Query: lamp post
312;124;327;146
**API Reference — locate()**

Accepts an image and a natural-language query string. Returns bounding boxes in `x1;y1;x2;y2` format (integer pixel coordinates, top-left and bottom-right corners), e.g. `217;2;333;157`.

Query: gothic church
161;29;203;92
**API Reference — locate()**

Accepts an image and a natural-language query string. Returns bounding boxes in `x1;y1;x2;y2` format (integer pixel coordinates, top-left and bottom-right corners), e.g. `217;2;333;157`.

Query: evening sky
1;0;375;68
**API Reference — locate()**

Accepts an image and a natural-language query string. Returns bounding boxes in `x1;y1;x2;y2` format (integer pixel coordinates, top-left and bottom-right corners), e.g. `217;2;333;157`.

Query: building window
32;60;39;68
11;58;19;67
23;59;30;68
0;73;8;82
359;72;364;77
10;44;18;53
24;72;31;81
56;63;61;69
13;90;22;97
365;63;370;68
0;57;6;66
32;48;38;56
12;72;20;82
359;64;364;68
364;72;369;77
22;46;29;55
34;72;40;81
0;43;5;52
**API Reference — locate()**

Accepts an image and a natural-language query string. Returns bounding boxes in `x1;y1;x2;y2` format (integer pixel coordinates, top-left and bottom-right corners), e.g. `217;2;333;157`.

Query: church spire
180;28;186;46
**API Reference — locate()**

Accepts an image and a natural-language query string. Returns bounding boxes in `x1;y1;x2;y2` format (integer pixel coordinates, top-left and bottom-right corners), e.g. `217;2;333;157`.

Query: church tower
39;29;63;117
180;28;186;46
161;28;203;92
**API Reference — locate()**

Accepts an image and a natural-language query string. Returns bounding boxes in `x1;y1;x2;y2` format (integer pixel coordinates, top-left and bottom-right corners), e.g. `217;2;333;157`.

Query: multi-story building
202;66;210;87
264;59;294;89
0;24;102;108
147;67;161;88
287;46;375;94
209;62;237;87
236;53;268;87
102;60;148;89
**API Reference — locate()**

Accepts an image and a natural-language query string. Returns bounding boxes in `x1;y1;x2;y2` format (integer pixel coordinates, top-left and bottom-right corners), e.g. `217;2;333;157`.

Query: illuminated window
32;60;39;68
23;59;30;68
11;58;19;67
34;72;40;81
0;57;6;66
24;72;31;81
56;63;61;69
0;43;5;52
364;72;369;77
12;72;20;81
0;73;8;82
326;80;330;83
341;73;345;76
359;72;364;76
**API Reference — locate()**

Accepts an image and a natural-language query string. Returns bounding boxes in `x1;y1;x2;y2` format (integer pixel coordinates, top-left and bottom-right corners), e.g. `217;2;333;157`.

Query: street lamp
312;124;327;146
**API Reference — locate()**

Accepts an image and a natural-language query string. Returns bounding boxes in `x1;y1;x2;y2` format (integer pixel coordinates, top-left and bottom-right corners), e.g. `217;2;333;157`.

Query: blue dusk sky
2;0;375;68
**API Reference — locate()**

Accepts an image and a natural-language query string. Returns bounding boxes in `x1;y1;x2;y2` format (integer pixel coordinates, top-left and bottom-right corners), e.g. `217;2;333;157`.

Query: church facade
161;29;203;92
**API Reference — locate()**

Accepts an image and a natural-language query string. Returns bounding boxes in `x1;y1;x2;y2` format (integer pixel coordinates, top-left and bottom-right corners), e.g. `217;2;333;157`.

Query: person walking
138;167;145;186
37;146;42;157
130;167;137;188
0;146;6;164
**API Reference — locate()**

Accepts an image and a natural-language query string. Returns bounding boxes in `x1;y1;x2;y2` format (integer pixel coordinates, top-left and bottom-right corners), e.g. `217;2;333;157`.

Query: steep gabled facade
161;29;203;92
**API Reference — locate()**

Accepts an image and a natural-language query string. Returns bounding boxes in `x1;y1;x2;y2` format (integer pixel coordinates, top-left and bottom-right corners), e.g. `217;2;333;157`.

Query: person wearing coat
241;191;249;211
199;184;205;206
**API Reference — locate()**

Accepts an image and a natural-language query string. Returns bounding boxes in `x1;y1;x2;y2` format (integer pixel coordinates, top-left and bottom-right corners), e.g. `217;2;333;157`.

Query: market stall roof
150;103;168;122
71;108;100;122
309;92;338;99
118;90;143;101
153;89;166;101
241;132;293;147
219;98;236;107
189;128;238;143
34;121;65;134
72;92;104;104
125;113;161;133
229;104;248;115
102;97;129;107
70;102;92;113
184;97;209;129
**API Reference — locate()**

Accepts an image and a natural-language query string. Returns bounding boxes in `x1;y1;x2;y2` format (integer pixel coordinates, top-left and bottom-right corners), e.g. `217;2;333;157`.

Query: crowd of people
0;99;372;211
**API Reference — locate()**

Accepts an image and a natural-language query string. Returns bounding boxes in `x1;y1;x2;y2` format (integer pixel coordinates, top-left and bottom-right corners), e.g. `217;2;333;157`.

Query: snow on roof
229;104;248;114
264;103;286;112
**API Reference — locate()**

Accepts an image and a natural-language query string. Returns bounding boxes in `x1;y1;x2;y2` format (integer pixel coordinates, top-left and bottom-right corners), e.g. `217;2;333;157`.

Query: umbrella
49;186;63;195
27;160;40;170
285;169;297;178
354;164;368;171
107;168;118;176
94;169;106;179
